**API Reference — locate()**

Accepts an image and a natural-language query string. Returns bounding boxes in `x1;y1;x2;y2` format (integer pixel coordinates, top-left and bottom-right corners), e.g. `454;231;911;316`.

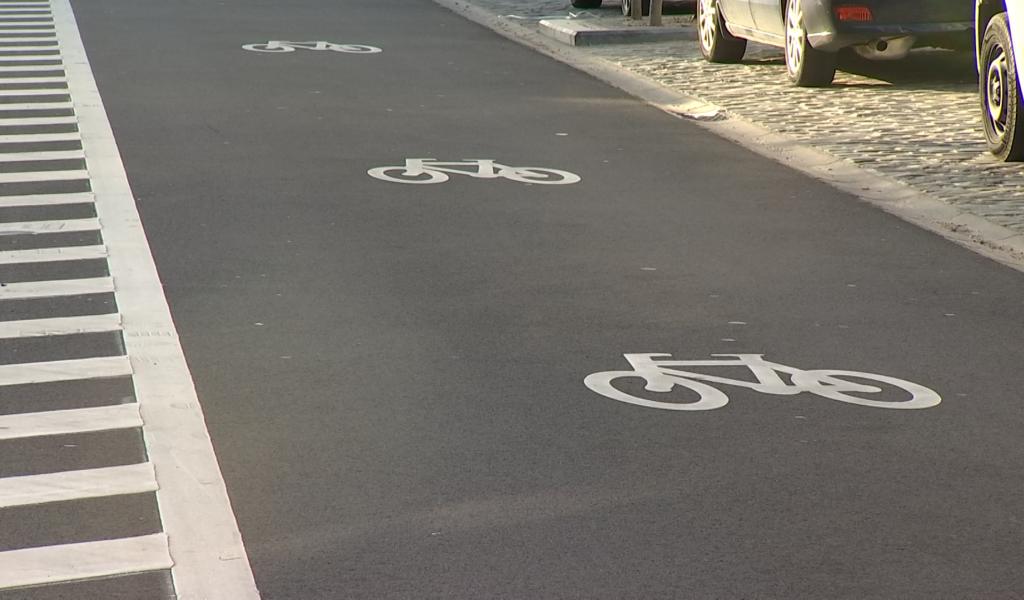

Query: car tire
980;13;1024;161
696;0;746;63
784;0;836;87
570;0;602;7
621;0;651;16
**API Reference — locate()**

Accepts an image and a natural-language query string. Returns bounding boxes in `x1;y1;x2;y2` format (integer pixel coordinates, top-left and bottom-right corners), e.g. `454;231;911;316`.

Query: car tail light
835;5;873;21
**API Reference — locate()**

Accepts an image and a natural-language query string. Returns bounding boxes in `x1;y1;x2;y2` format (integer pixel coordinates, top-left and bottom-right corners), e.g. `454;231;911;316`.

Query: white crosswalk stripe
0;277;112;299
0;0;259;596
0;356;132;385
0;463;157;508
0;403;142;440
0;534;174;590
0;312;121;337
0;244;106;263
0;191;91;206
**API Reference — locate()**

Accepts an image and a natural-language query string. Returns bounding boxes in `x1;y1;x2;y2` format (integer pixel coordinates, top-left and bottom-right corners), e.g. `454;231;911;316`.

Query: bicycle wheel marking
367;158;581;185
242;40;382;53
584;353;941;411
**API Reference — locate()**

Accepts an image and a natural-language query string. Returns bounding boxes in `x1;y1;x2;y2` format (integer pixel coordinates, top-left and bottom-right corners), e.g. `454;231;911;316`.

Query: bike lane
70;0;1024;597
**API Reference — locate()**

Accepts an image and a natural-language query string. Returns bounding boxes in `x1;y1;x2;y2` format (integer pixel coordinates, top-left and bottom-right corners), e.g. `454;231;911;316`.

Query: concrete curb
433;0;1024;273
538;18;696;46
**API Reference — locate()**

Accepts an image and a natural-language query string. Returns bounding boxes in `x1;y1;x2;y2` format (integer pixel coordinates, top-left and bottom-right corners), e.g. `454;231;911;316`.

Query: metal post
649;0;663;25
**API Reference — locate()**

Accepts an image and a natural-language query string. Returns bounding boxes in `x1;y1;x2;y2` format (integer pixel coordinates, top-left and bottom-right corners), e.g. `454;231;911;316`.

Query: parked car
977;0;1024;161
696;0;974;86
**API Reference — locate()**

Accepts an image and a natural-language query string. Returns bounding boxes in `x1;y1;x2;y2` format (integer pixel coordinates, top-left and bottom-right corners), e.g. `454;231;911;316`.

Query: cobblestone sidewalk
454;0;1024;236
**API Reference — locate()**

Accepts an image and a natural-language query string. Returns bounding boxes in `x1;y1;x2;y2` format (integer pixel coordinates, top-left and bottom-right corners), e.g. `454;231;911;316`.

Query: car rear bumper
801;0;974;52
808;21;974;52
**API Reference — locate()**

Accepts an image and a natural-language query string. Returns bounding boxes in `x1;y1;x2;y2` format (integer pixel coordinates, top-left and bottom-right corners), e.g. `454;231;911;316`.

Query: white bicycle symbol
242;41;382;54
367;158;581;185
584;353;941;411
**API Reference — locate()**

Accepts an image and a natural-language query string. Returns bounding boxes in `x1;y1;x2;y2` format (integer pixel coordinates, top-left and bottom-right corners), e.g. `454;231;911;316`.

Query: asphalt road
64;0;1024;597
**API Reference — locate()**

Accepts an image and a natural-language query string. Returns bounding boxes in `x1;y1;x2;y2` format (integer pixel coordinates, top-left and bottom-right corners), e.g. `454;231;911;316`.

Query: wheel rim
698;0;717;52
986;46;1010;139
785;0;804;75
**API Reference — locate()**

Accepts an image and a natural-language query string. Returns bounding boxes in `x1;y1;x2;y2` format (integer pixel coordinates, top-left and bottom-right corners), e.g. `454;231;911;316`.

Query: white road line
0;313;121;338
0;403;141;440
0;65;61;71
0;30;55;35
0;38;57;42
0;243;104;263
0;102;71;109
0;355;131;386
55;0;260;597
0;46;56;52
0;75;64;81
0;149;83;161
0;132;75;142
0;57;61;64
0;169;83;183
0;534;172;590
0;217;97;233
0;116;73;125
0;87;63;95
0;191;90;206
0;462;156;508
0;277;113;300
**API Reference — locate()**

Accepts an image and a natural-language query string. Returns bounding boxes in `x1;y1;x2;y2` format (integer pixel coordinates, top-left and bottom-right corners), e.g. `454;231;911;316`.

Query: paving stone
462;0;1024;235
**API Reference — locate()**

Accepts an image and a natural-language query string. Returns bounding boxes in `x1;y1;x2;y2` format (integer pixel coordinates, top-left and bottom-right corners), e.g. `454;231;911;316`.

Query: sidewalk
442;0;1024;260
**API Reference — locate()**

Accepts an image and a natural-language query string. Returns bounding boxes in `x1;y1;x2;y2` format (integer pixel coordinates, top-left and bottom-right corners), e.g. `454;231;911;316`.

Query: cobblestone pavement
457;0;1024;235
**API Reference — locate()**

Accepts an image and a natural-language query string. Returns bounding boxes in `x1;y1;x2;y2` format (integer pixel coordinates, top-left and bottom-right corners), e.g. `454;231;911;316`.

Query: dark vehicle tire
571;0;602;7
980;13;1024;161
784;0;836;86
696;0;746;63
621;0;651;16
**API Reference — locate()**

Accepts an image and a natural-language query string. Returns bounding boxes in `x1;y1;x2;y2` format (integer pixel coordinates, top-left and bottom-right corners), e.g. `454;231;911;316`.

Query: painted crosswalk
0;0;259;597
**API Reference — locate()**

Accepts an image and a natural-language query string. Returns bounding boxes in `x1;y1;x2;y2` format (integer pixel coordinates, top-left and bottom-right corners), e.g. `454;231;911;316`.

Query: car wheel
621;0;651;16
697;0;746;63
980;13;1024;161
570;0;602;7
784;0;836;86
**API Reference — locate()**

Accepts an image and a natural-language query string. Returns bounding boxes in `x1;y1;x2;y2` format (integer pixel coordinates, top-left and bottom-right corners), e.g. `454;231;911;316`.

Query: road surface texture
3;0;1023;597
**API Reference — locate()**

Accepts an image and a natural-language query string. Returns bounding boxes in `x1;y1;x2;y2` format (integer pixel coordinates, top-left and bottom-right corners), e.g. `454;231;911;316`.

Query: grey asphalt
65;0;1024;597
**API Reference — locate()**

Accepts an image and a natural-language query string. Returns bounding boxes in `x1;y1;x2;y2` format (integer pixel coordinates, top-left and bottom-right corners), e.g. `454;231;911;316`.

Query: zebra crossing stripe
0;169;87;183
0;116;77;124
0;534;173;590
0;132;80;141
0;62;59;70
0;217;97;233
0;403;142;440
0;150;86;162
54;0;260;596
0;313;121;338
0;192;92;207
0;89;65;96
0;462;157;508
0;102;73;109
0;356;132;386
0;245;107;264
0;277;113;300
